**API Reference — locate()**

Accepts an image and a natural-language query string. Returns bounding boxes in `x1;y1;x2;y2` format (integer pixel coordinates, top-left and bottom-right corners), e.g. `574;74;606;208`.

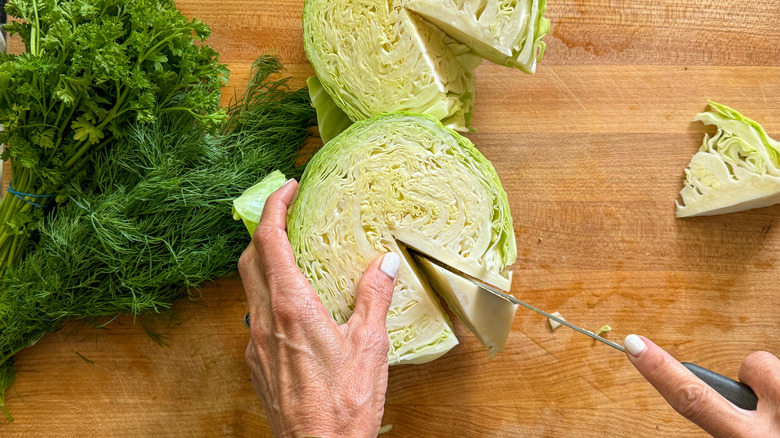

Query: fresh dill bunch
0;56;315;420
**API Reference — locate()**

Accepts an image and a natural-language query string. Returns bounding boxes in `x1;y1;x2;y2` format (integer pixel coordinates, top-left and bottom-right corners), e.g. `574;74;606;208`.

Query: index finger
624;335;748;436
258;179;296;231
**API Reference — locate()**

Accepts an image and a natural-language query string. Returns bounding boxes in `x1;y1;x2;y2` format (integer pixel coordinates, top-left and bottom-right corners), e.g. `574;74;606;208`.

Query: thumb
349;252;398;329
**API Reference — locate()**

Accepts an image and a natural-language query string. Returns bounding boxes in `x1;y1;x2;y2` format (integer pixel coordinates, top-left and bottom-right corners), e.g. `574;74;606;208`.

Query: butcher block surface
3;0;780;436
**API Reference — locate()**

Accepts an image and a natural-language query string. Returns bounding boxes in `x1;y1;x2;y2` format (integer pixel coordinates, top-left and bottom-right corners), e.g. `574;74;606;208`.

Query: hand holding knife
413;251;759;411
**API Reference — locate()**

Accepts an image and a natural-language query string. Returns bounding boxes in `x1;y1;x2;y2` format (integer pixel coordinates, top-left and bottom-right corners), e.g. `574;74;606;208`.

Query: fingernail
624;334;647;356
379;252;400;279
282;178;296;187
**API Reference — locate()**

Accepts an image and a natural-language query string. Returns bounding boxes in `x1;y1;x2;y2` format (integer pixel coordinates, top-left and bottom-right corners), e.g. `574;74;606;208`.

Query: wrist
285;417;382;438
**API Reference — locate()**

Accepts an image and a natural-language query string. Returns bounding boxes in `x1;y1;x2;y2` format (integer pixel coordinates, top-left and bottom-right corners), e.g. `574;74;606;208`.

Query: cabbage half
302;0;548;133
676;101;780;217
287;112;516;364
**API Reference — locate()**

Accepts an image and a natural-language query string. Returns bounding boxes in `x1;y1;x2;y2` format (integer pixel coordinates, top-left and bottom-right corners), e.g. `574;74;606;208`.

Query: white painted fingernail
624;334;647;356
379;252;400;279
282;178;295;187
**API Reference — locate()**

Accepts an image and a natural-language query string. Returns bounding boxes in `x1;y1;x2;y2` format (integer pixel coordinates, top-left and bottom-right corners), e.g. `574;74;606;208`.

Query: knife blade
408;249;758;410
407;249;626;351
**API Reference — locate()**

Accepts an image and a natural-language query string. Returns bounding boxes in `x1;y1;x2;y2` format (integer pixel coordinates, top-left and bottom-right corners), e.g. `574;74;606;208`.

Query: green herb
0;360;14;422
75;351;93;364
0;0;227;277
0;56;315;419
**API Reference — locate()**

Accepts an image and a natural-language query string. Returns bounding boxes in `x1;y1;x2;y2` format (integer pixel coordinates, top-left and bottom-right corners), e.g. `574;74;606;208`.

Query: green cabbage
288;112;516;364
302;0;548;133
676;101;780;217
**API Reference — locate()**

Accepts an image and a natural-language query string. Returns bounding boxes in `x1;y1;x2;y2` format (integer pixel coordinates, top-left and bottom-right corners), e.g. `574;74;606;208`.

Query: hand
624;334;780;437
239;180;399;438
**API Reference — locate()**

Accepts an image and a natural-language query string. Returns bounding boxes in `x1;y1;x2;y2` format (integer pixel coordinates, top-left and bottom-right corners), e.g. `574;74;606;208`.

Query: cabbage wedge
287;113;516;364
405;0;550;72
302;0;549;133
414;255;517;357
676;101;780;217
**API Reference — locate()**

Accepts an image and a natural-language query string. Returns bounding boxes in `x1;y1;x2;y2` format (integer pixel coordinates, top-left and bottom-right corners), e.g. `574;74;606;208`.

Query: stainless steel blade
409;250;626;352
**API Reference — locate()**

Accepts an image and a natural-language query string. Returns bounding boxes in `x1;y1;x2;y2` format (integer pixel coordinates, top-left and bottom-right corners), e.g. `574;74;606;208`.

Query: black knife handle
682;362;758;410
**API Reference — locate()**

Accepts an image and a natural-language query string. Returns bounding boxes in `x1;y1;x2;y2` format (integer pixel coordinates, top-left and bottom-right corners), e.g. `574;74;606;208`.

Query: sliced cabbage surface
414;255;517;357
288;112;516;364
302;0;548;132
676;101;780;217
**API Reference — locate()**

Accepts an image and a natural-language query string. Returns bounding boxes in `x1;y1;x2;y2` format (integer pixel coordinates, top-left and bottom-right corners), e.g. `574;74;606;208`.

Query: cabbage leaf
233;170;288;236
307;76;353;144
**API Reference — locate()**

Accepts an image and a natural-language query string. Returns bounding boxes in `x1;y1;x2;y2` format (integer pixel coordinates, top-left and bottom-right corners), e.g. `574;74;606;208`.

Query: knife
410;251;759;411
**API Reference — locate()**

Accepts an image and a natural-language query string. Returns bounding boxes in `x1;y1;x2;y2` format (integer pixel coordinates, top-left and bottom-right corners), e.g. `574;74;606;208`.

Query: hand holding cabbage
240;181;396;437
235;113;518;364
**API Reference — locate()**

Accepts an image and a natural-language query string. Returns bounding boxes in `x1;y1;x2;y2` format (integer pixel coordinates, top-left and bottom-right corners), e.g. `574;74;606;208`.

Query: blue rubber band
7;180;54;208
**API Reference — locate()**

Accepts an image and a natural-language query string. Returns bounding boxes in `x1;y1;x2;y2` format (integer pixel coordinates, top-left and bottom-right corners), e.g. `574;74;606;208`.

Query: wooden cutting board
4;0;780;436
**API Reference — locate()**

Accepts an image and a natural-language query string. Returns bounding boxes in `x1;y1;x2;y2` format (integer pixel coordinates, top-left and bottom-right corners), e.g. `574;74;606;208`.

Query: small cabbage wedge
302;0;548;132
676;101;780;217
288;113;516;364
414;255;517;357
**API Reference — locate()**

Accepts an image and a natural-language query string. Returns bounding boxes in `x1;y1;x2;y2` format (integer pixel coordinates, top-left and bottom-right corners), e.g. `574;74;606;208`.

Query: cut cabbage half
287;112;516;364
302;0;549;133
414;255;517;357
676;101;780;217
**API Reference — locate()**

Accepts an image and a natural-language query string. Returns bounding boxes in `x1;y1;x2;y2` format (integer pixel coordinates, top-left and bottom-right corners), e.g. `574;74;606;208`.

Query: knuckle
640;348;668;379
269;293;321;327
361;274;392;303
237;247;256;274
674;381;713;419
244;341;261;369
360;326;390;354
253;223;279;246
249;328;269;350
270;295;298;324
298;295;323;320
244;343;255;364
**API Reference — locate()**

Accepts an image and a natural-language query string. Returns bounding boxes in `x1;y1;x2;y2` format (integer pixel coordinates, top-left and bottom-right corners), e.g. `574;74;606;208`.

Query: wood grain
3;0;780;436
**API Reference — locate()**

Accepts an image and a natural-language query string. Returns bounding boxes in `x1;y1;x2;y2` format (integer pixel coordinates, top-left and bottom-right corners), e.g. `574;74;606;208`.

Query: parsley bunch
0;56;315;421
0;0;227;276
